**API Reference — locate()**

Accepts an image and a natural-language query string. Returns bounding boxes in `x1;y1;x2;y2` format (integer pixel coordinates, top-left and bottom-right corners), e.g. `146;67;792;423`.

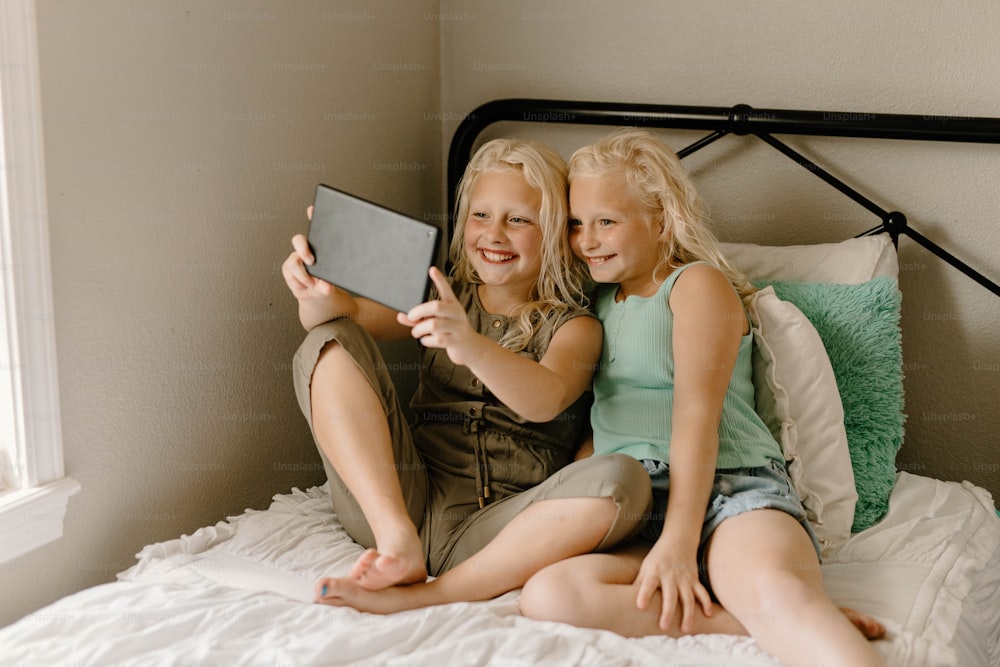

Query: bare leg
521;545;884;641
310;341;425;589
520;544;745;637
706;509;884;666
315;496;618;612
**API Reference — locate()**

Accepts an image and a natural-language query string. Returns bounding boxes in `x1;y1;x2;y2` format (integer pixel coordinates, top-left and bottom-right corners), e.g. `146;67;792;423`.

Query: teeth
588;255;613;265
482;250;515;262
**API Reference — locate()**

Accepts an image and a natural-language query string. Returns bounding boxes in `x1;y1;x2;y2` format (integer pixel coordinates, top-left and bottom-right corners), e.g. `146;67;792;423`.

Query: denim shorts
635;458;822;599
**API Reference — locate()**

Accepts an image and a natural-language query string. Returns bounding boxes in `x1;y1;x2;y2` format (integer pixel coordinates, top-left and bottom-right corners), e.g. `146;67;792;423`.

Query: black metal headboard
446;98;1000;297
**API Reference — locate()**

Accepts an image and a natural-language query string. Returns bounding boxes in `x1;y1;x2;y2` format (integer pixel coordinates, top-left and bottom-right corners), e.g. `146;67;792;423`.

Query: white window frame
0;0;79;564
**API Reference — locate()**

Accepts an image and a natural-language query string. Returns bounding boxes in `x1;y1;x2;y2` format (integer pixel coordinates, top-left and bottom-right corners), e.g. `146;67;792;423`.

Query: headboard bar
906;225;1000;297
754;132;889;219
446;98;1000;298
449;99;1000;191
675;130;730;159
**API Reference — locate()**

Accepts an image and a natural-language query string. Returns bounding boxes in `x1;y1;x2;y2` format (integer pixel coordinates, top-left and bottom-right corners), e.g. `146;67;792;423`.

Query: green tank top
591;263;783;469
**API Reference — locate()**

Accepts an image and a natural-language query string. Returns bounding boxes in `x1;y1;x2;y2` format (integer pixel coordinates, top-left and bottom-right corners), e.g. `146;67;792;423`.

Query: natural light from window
0;0;79;564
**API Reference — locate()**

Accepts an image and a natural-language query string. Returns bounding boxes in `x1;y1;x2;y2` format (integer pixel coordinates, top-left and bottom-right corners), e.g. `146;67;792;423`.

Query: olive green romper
293;280;651;576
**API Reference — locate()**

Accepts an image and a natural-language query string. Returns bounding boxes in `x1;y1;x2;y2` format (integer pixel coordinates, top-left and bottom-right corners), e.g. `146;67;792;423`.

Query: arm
281;231;410;339
401;268;602;422
635;264;748;632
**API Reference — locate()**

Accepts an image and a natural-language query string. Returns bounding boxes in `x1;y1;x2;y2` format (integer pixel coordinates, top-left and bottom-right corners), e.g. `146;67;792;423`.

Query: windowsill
0;477;81;565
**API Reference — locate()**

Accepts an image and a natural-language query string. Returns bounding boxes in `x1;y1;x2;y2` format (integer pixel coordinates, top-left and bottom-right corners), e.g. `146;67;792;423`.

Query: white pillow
721;234;898;284
749;288;856;558
727;234;898;558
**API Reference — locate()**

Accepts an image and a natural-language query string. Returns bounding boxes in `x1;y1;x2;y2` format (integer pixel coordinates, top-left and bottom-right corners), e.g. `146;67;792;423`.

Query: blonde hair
568;129;756;304
451;138;589;351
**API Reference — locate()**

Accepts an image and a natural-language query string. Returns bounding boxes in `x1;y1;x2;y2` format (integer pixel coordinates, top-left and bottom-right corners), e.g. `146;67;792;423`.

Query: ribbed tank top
591;263;783;469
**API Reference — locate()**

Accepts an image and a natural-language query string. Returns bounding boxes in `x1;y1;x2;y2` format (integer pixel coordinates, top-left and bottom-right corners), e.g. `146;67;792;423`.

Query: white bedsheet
2;472;997;666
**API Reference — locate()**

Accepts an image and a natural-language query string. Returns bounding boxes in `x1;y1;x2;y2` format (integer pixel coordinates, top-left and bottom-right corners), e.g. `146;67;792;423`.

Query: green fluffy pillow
757;276;905;532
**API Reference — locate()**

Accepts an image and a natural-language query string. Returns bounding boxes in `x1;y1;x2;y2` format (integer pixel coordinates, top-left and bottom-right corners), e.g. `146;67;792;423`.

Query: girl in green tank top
519;130;885;666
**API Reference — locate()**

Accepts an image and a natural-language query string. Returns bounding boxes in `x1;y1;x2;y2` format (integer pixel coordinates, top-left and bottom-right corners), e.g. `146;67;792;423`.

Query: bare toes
315;578;353;606
840;607;886;640
356;553;424;590
348;549;379;581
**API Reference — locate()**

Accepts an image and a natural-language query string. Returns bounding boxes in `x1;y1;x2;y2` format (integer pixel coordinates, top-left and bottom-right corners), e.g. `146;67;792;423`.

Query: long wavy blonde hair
568;129;756;305
451;138;590;351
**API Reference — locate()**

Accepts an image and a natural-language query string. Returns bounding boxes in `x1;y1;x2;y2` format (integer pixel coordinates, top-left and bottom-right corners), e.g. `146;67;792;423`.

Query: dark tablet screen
306;184;440;313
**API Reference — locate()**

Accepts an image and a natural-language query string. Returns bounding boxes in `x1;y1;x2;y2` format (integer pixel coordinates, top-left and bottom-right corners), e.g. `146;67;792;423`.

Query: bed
2;99;999;666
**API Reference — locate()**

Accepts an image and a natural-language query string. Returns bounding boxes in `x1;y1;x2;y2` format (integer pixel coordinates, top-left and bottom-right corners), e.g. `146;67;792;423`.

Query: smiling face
462;169;544;298
569;171;665;299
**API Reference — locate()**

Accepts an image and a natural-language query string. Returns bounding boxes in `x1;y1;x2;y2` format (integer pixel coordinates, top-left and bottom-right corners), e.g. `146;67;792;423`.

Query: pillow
748;288;856;557
725;234;902;544
759;277;905;533
721;235;899;284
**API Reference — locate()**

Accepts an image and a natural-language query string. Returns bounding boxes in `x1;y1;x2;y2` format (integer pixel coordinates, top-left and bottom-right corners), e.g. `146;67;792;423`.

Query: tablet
306;184;440;313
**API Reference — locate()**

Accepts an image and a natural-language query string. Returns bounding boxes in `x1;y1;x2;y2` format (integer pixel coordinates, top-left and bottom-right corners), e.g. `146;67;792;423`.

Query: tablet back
306;184;440;313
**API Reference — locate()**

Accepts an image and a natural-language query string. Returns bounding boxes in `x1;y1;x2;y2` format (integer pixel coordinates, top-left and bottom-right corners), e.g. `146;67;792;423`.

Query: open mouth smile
583;254;615;266
479;249;518;263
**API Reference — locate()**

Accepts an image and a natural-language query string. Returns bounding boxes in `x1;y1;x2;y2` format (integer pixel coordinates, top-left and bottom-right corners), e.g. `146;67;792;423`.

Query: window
0;0;79;564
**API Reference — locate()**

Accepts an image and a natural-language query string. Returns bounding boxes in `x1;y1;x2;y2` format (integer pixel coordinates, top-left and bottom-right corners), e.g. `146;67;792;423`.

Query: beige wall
439;0;1000;499
0;0;440;627
4;0;998;628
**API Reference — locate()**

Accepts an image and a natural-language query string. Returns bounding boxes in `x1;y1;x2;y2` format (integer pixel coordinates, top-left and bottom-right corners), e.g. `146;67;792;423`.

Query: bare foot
346;547;427;590
314;575;430;613
840;607;886;640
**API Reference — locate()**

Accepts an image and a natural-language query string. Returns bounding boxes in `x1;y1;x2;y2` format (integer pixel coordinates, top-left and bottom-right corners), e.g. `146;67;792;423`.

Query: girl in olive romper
283;137;650;614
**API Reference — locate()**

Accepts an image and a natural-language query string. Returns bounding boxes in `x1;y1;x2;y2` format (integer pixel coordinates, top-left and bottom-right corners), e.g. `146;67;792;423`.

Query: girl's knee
519;563;580;623
586;455;651;550
304;321;387;397
572;454;651;511
605;454;652;507
301;318;378;368
314;338;347;369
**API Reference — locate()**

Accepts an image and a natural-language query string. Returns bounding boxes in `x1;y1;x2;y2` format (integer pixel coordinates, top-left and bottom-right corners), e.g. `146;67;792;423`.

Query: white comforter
2;472;998;666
